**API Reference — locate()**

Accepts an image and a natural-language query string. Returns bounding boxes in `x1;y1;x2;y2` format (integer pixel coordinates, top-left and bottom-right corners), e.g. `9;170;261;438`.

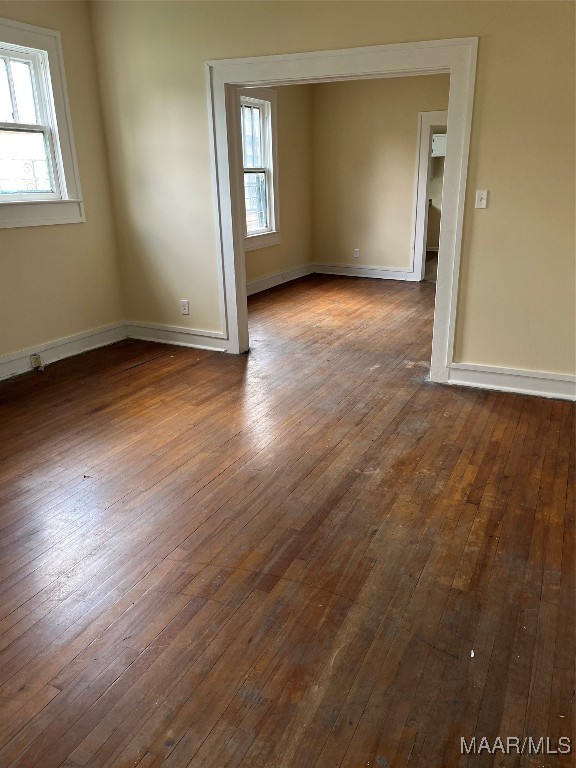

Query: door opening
412;111;448;282
206;38;478;384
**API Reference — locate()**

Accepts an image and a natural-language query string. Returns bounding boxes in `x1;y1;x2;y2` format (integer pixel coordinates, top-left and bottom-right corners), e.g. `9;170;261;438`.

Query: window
239;89;279;250
1;47;59;201
0;17;83;227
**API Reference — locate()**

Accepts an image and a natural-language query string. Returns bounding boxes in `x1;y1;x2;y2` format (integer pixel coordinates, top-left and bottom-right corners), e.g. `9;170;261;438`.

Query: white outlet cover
475;190;488;209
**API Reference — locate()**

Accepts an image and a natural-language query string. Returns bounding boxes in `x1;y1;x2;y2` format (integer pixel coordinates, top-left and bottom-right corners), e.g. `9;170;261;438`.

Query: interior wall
311;75;449;270
244;85;314;284
90;1;224;333
0;1;542;378
0;1;123;358
247;76;450;282
90;1;575;376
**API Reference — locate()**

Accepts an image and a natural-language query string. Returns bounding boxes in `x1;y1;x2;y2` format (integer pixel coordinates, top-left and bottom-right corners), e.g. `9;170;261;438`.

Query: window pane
0;130;54;194
0;59;13;122
242;106;253;166
252;107;261;167
241;105;262;168
11;60;38;124
244;171;268;233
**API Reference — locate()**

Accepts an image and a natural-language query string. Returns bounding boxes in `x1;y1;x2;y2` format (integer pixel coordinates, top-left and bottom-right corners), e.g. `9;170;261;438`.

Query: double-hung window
1;47;59;200
239;89;280;250
0;17;83;227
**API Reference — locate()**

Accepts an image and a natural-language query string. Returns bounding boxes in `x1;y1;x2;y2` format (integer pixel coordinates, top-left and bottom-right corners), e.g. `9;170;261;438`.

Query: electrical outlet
475;190;488;209
30;353;44;371
353;248;360;258
180;299;189;315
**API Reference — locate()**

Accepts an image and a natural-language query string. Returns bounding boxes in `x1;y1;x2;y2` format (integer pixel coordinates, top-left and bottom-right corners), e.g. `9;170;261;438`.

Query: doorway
412;110;448;282
206;38;477;384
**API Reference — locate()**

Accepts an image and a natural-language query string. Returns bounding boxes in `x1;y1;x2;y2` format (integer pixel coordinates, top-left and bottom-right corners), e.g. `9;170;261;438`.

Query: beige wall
248;76;449;279
0;1;572;378
0;1;123;357
312;76;449;270
90;1;224;332
245;85;314;284
89;0;574;375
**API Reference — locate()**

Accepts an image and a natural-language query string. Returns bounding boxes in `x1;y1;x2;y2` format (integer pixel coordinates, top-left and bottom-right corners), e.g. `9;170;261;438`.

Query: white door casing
206;37;478;384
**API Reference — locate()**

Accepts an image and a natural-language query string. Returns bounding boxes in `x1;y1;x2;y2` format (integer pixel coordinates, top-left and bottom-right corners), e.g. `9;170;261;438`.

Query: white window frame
238;88;280;251
0;17;84;228
0;46;63;202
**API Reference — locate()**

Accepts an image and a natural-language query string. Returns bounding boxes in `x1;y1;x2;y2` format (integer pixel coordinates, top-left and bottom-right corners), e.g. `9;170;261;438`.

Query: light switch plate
475;190;488;209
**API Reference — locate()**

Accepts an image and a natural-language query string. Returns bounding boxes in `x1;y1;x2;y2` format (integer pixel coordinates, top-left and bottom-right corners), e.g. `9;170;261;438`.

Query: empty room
0;2;574;768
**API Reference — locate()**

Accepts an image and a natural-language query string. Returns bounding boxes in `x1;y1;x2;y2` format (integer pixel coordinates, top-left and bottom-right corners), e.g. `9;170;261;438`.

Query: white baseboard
0;322;126;382
246;264;314;296
448;363;576;401
0;255;421;383
125;322;228;352
313;262;419;281
246;262;419;294
3;300;573;405
0;320;228;382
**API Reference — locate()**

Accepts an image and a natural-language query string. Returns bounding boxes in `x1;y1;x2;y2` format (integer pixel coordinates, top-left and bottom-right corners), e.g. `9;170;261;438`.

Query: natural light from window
0;17;83;228
238;89;279;250
0;47;58;199
241;101;270;235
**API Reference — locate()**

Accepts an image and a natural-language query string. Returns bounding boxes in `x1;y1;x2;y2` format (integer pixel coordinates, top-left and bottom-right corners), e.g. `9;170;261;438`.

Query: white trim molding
246;262;420;296
2;316;573;403
244;230;281;252
313;263;419;282
125;322;228;352
448;363;576;401
247;264;314;295
206;37;478;385
0;322;125;381
0;321;228;382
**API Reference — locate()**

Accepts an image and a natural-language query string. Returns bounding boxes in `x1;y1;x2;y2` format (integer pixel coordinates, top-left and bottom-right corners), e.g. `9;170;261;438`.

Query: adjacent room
0;2;574;767
242;76;449;305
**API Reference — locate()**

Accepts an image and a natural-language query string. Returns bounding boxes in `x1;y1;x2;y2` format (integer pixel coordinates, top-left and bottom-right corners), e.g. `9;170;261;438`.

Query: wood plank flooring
0;275;573;768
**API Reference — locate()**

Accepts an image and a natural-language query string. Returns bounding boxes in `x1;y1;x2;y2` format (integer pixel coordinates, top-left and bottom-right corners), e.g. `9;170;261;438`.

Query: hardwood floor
0;275;573;768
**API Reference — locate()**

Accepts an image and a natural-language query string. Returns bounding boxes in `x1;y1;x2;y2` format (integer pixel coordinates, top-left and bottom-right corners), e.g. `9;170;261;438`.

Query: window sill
244;230;281;251
0;199;85;228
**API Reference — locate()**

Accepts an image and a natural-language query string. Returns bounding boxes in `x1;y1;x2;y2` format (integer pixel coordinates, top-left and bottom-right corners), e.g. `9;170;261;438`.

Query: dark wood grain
0;275;573;768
